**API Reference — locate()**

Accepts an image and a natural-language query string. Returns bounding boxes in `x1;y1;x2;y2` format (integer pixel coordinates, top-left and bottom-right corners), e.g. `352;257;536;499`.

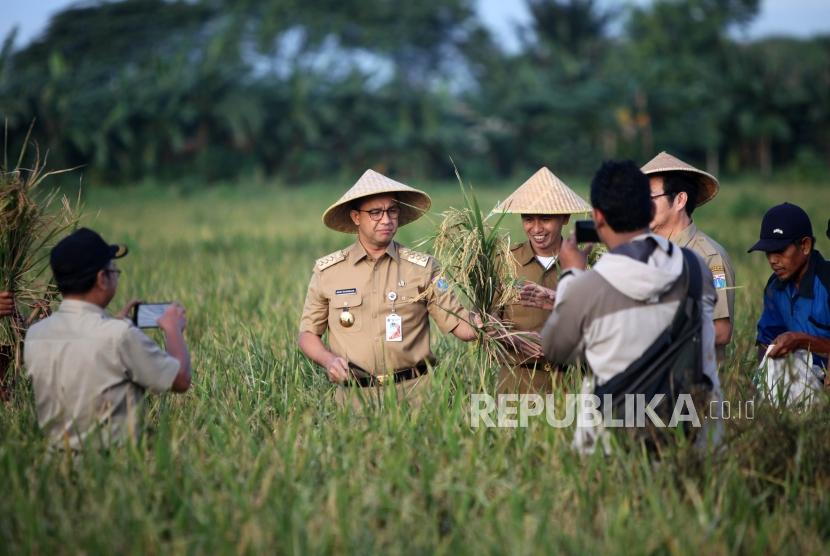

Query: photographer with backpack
541;161;721;454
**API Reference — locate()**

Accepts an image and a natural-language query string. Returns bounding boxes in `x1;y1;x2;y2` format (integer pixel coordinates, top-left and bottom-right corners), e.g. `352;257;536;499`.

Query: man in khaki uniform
642;151;736;362
298;170;479;406
24;228;192;450
495;167;592;394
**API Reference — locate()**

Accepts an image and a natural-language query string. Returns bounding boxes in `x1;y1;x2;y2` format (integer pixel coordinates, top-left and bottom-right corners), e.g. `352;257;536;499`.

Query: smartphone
575;220;600;244
132;302;172;328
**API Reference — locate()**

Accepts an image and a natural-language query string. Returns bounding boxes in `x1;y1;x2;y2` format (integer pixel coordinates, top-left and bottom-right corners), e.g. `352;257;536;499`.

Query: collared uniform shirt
24;299;180;450
502;241;559;334
673;223;735;321
757;250;830;368
673;223;735;362
299;240;465;375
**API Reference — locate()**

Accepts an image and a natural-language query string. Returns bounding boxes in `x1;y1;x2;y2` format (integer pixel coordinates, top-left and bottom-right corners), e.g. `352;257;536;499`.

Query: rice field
1;176;830;554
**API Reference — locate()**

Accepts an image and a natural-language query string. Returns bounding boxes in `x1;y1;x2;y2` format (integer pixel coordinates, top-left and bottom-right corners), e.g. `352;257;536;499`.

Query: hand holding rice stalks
419;166;542;375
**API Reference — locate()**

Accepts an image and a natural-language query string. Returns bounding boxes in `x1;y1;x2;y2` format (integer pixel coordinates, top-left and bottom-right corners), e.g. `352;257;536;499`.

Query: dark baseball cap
747;203;813;253
50;228;128;284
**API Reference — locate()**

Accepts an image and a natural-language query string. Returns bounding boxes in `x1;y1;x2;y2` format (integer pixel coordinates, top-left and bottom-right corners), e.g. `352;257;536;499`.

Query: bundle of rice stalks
418;166;540;379
1;122;80;382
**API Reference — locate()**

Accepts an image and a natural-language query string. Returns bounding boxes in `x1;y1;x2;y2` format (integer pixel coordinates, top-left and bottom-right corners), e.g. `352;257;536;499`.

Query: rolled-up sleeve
117;326;180;393
426;260;465;334
299;270;329;336
707;252;732;320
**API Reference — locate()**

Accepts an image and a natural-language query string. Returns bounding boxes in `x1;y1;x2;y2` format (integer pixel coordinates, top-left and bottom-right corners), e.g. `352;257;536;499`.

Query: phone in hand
575;220;600;244
132;302;172;328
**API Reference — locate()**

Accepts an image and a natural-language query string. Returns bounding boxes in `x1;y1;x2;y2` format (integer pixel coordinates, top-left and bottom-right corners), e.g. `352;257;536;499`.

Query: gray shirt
24;299;179;450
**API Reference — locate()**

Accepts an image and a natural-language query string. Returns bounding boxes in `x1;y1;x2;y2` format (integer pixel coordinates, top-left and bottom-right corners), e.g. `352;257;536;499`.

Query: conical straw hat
495;167;591;215
641;151;720;206
322;169;432;233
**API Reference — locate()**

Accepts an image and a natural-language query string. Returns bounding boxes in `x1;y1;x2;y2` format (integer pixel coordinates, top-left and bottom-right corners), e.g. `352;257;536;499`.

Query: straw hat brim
323;190;431;233
641;153;720;207
496;167;592;215
646;167;719;206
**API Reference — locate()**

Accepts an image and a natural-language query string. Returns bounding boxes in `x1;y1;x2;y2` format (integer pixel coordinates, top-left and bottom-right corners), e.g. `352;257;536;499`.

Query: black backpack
594;248;713;445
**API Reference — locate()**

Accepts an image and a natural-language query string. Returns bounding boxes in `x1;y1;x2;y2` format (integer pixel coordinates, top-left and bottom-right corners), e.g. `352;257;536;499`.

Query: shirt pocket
329;293;364;333
388;286;425;323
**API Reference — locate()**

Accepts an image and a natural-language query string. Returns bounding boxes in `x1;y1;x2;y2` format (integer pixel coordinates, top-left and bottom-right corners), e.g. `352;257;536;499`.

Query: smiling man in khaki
495;167;592;394
298;170;479;407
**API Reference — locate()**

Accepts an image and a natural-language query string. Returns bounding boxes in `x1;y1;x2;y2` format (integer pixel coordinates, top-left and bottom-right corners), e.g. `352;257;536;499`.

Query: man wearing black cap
750;203;830;372
23;228;192;450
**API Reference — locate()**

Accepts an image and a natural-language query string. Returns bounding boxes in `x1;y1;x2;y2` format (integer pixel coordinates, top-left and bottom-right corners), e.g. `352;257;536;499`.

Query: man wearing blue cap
750;203;830;372
23;228;193;450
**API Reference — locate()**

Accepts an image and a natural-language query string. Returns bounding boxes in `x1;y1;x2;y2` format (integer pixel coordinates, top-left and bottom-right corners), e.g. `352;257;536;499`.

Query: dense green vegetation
1;178;829;553
2;0;829;183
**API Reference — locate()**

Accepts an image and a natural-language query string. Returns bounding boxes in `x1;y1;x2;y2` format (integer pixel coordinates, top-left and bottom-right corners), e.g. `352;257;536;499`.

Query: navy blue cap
748;203;813;253
50;228;128;284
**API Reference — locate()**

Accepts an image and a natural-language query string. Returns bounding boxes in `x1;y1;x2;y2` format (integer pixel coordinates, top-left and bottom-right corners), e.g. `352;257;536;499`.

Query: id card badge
386;313;403;342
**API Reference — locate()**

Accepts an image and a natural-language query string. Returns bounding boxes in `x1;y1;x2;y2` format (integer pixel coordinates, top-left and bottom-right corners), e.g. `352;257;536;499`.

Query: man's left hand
517;282;555;311
115;299;143;320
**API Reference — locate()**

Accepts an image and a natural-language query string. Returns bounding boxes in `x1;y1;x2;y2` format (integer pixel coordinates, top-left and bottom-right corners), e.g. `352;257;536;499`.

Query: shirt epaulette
399;247;430;268
692;234;718;257
315;249;347;271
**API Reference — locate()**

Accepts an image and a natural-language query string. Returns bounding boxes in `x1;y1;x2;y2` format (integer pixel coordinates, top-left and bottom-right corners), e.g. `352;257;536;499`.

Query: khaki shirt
501;241;559;333
673;223;736;362
299;240;465;375
24;300;180;450
673;223;735;321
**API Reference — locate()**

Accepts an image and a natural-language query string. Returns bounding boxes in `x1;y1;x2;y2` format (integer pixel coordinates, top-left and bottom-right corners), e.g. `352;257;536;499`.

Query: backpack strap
682;248;702;302
668;249;702;338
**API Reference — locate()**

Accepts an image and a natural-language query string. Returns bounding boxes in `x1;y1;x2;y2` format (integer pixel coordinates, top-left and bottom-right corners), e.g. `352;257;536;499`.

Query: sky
4;0;830;52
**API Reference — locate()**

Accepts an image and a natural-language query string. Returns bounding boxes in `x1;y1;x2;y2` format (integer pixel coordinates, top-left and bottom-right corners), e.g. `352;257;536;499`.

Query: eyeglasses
106;268;122;276
359;205;401;221
650;192;671;200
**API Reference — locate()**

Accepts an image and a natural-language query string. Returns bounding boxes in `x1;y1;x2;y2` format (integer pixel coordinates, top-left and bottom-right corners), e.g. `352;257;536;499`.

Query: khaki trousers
334;373;431;411
497;364;560;395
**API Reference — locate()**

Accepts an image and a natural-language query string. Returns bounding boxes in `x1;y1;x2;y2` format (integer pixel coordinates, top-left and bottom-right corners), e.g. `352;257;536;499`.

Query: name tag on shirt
386;313;402;342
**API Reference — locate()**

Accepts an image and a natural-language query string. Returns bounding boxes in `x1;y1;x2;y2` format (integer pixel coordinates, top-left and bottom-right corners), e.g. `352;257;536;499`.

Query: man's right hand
559;232;591;271
0;291;15;318
325;355;350;384
158;302;187;333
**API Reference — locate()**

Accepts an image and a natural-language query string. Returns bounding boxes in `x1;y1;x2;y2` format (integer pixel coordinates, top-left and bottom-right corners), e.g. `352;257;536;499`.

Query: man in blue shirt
750;203;830;373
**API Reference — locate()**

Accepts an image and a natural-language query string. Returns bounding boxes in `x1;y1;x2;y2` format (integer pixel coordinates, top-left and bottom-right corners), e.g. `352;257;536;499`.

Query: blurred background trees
1;0;828;184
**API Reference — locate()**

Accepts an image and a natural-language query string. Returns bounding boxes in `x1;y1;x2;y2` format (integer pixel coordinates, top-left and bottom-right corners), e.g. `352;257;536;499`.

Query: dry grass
0;122;80;364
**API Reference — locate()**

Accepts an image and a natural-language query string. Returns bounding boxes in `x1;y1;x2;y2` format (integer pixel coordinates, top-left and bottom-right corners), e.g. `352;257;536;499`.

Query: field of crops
2;176;830;553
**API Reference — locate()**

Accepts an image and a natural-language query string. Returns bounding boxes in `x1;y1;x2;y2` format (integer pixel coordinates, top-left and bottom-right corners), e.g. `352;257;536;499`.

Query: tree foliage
0;0;828;184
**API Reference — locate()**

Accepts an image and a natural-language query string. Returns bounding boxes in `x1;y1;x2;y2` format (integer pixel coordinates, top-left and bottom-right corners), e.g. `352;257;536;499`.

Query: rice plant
418;165;541;377
0;122;80;377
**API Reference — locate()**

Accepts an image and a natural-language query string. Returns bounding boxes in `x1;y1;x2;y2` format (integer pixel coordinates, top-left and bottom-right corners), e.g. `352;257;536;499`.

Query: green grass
2;177;830;554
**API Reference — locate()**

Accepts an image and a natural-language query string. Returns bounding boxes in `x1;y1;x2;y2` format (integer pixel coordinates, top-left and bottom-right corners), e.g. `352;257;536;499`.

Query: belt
517;360;557;371
346;363;429;388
